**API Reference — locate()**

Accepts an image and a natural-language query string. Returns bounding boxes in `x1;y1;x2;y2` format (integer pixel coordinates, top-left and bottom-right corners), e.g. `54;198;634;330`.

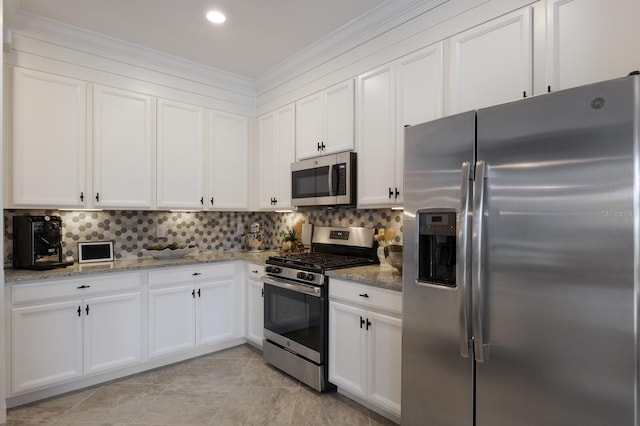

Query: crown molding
5;8;255;98
254;0;448;95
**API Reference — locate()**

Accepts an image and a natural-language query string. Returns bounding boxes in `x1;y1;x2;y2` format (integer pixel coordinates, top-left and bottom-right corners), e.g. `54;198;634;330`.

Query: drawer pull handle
252;270;258;273
77;285;91;289
359;293;369;298
192;272;202;276
77;306;81;317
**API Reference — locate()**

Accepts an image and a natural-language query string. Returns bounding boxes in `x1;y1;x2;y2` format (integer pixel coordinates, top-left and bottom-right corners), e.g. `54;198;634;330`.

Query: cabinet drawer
247;263;265;281
12;272;143;305
148;262;236;287
329;278;402;315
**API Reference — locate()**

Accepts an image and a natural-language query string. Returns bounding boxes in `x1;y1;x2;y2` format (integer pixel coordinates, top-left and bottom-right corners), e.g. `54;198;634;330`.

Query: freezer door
402;112;475;426
474;76;638;426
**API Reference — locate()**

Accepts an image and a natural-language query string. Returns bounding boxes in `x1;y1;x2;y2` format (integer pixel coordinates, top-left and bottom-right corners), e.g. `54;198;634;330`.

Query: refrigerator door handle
458;161;473;358
472;160;490;362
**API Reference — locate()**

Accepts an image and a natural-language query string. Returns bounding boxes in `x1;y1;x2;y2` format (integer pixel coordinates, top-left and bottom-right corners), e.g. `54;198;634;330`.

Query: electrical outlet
157;224;167;239
237;223;245;235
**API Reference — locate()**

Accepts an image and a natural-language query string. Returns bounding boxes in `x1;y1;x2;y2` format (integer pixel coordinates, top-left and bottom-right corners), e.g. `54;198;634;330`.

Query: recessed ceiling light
206;10;226;24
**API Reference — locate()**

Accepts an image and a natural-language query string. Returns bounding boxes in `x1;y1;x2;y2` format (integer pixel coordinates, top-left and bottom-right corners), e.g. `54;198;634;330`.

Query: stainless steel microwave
291;152;356;207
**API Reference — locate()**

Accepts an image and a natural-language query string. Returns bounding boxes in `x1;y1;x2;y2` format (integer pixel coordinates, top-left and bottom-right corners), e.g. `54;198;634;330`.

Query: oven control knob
297;272;306;280
272;267;281;274
265;266;273;273
306;273;315;281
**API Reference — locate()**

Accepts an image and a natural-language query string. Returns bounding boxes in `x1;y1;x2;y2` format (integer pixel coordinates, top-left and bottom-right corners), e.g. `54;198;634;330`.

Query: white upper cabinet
446;7;532;114
93;85;153;209
296;80;354;159
156;98;205;210
207;110;249;210
358;43;444;208
357;64;397;208
545;0;640;92
12;68;87;208
258;104;295;210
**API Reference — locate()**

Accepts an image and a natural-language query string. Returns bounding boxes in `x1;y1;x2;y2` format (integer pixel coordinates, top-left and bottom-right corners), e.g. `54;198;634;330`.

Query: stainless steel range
262;226;378;391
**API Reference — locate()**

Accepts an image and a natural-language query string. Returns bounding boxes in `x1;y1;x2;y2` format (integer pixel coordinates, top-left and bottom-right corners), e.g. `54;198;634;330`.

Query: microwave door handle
330;164;339;196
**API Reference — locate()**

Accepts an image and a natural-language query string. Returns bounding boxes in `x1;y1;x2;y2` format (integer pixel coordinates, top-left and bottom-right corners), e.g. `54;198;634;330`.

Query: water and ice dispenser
418;211;457;287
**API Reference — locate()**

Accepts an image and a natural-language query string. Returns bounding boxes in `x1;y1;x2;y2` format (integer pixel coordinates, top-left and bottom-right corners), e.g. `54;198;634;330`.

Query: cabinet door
12;68;86;207
324;80;355;155
247;279;264;347
546;0;640;92
156;99;205;209
11;300;83;393
275;104;296;209
328;300;367;397
396;43;444;205
84;292;144;375
148;285;195;358
296;92;323;160
93;85;153;208
208;110;249;210
357;64;398;208
258;112;278;209
367;311;402;418
447;7;532;114
195;278;239;346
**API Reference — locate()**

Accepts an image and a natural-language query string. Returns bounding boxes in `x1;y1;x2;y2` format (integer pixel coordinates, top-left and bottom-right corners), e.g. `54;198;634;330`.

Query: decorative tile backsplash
4;208;403;266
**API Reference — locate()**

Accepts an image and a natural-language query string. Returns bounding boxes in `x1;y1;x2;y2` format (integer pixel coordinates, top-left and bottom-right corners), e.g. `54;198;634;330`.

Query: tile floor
4;344;398;426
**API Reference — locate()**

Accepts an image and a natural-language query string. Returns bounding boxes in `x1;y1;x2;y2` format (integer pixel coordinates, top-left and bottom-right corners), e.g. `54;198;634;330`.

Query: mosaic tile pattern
4;208;404;266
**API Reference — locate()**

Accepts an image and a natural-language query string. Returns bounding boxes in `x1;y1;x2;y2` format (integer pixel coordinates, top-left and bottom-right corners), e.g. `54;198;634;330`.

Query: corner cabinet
329;278;402;421
207;110;249;210
9;273;144;395
156;98;206;210
11;67;87;208
357;43;443;208
296;80;354;160
148;263;244;358
93;85;153;209
258;104;295;210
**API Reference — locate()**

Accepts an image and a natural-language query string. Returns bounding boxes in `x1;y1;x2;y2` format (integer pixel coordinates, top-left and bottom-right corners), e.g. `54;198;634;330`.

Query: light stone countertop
326;264;403;292
4;251;403;291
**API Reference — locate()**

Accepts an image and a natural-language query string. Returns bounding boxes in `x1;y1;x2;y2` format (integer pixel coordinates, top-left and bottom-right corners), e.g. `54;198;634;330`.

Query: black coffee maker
13;215;73;270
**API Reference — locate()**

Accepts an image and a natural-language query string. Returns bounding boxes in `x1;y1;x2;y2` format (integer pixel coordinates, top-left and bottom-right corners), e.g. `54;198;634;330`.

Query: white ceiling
8;0;388;79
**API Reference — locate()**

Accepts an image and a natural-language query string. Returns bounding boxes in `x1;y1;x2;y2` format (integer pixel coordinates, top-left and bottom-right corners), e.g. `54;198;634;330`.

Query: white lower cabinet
10;273;144;394
148;263;244;358
329;279;402;419
246;264;265;348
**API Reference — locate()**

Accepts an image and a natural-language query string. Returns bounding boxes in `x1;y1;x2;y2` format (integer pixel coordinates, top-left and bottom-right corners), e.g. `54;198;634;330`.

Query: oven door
263;276;326;364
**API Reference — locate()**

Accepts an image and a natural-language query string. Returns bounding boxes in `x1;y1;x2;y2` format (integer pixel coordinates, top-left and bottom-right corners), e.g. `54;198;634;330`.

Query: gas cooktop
266;252;375;272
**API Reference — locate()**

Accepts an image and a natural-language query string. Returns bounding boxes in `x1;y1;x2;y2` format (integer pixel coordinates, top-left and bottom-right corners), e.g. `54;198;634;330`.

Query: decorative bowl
142;247;197;259
384;245;403;273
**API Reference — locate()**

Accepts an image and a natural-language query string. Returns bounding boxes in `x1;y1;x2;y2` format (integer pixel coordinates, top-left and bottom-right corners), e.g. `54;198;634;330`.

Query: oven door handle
263;276;322;297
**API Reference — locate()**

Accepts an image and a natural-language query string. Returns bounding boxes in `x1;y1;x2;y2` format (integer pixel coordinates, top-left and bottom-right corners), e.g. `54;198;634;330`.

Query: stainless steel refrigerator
402;74;639;426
